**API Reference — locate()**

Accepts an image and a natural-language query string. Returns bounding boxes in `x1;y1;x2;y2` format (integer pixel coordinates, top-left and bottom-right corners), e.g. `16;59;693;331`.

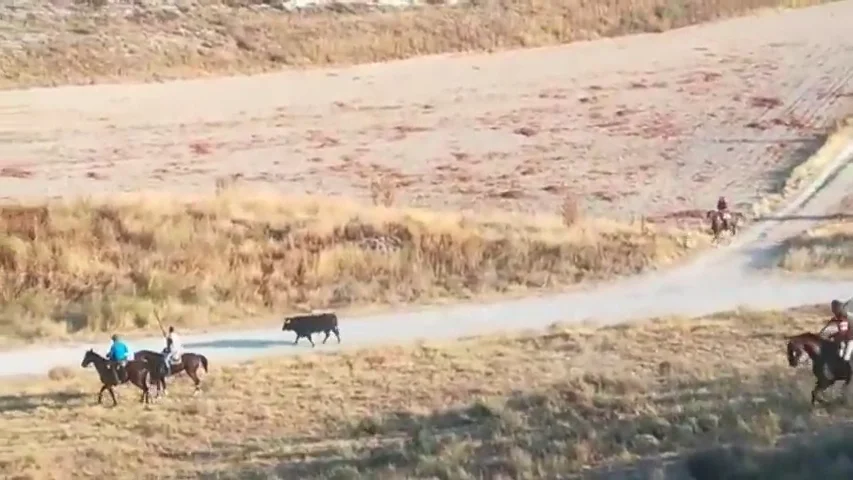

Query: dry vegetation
776;185;853;275
0;305;847;479
778;221;853;274
0;0;835;89
0;187;705;344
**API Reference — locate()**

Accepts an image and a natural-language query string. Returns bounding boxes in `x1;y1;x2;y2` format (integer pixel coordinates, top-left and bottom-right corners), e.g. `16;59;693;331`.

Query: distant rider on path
716;196;730;228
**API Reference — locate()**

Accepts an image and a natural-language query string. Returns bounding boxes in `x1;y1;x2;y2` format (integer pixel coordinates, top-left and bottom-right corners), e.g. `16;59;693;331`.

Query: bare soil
1;2;852;223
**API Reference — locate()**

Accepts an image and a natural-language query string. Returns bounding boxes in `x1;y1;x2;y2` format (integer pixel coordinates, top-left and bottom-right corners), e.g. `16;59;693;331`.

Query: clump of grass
0;0;833;89
369;177;397;207
777;221;853;274
559;192;581;228
0;304;836;478
0;187;705;343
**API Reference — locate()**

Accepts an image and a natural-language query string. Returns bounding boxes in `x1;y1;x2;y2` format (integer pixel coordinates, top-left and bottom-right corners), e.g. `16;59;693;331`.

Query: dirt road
1;2;853;377
1;138;851;378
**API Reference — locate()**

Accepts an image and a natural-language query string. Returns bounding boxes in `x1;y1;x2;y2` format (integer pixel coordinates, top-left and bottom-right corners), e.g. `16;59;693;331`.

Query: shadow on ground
0;391;87;413
184;339;296;349
196;366;851;479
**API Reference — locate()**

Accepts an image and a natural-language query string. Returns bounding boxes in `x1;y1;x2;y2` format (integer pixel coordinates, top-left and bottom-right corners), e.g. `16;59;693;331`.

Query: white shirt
168;332;183;352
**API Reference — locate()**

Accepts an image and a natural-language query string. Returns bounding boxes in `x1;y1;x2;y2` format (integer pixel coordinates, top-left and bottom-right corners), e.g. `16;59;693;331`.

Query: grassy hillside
0;0;833;89
0;189;704;343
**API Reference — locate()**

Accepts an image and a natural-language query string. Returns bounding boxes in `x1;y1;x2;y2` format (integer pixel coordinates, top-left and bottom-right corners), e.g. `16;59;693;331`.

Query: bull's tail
199;354;209;373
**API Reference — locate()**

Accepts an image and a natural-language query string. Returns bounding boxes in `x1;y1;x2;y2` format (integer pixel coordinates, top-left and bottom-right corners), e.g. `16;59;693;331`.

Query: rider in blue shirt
106;334;133;383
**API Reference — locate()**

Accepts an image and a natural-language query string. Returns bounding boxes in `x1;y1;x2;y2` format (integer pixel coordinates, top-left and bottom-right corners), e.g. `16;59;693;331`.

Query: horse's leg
187;366;202;396
812;377;832;406
842;363;853;404
108;386;118;407
98;384;107;405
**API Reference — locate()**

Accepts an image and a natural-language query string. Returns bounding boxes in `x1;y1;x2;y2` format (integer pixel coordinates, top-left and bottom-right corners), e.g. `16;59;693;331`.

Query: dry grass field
0;187;705;344
778;221;853;275
776;185;853;275
0;0;835;90
0;304;847;479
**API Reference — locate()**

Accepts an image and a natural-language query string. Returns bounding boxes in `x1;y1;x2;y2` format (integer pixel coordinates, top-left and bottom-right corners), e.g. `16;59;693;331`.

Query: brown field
0;0;835;91
1;304;848;479
2;1;852;221
0;188;705;344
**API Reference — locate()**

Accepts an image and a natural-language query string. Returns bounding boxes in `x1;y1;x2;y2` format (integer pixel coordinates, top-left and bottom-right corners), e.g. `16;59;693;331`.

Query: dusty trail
0;140;851;378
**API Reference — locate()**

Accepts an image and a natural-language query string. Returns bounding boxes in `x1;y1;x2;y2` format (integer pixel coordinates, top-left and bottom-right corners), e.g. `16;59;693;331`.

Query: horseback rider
819;299;853;362
105;334;133;384
716;196;730;229
162;326;183;375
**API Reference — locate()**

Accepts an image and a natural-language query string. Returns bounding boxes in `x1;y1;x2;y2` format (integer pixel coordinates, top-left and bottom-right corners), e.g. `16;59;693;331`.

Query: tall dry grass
0;188;704;343
777;221;853;274
0;304;840;478
0;0;834;89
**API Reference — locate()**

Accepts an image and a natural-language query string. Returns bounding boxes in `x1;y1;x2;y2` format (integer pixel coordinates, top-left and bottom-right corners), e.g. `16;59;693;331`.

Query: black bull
282;312;341;347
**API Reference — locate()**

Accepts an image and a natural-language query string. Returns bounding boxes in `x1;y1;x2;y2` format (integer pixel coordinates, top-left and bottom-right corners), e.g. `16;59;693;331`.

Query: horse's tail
200;354;209;373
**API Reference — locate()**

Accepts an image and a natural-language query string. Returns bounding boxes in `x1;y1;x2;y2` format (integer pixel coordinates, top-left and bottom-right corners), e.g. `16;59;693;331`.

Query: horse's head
786;337;804;367
786;333;821;366
706;210;717;221
81;348;102;368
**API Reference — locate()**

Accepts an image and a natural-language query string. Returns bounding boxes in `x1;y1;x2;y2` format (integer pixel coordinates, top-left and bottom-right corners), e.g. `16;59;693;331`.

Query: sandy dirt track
0;1;852;221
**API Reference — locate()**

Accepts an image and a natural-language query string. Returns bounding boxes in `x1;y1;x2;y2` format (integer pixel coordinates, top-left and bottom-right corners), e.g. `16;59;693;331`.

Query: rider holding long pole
154;310;183;375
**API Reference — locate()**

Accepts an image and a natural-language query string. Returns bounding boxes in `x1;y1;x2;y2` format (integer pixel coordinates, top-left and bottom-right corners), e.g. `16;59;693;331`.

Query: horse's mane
86;348;105;358
788;332;825;344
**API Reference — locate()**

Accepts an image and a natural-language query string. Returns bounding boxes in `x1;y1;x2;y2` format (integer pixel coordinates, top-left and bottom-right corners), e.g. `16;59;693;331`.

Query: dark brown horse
81;349;152;406
134;350;209;396
786;332;853;405
706;210;743;242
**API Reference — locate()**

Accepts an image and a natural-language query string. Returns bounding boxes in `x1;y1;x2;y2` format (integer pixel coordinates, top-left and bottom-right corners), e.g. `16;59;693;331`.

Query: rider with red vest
820;299;853;361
